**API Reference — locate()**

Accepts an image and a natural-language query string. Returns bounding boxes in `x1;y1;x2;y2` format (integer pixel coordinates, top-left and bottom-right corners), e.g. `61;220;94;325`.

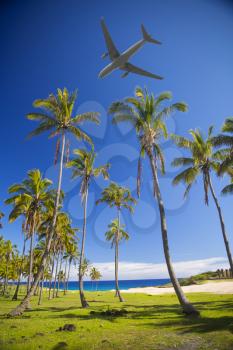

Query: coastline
49;280;233;294
120;280;233;295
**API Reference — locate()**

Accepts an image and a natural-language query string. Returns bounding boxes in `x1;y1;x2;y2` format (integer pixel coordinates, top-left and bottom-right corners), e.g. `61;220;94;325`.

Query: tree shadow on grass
140;315;233;335
127;302;233;335
31;306;79;313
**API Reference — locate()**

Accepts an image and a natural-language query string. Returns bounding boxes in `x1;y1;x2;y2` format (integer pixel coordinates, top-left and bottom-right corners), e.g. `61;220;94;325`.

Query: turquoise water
43;279;170;291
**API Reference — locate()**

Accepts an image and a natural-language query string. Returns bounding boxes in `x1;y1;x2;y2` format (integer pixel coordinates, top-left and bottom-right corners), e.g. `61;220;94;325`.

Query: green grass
0;288;233;350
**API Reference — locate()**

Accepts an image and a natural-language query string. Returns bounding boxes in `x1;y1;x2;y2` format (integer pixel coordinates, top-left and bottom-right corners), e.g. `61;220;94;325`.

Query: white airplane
99;18;163;80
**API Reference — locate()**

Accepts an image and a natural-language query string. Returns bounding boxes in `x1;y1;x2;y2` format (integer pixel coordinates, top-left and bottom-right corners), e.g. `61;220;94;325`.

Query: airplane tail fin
141;24;161;45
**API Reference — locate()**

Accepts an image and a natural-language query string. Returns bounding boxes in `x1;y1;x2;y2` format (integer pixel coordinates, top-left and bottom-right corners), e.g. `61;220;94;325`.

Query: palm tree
51;211;75;298
2;240;17;296
66;148;109;307
97;183;136;302
12;223;27;300
89;267;102;291
64;242;79;293
172;127;233;274
105;219;129;295
109;87;198;314
5;169;53;294
9;88;99;317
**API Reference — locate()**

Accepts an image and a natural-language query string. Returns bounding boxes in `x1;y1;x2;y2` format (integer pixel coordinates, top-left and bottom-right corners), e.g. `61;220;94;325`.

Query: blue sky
1;0;233;279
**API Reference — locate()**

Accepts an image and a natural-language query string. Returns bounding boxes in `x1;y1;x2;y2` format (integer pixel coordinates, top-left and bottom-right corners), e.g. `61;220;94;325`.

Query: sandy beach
121;281;233;295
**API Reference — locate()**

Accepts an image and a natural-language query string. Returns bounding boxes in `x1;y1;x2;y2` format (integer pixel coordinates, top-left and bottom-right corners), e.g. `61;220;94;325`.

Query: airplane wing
122;62;163;80
101;18;119;60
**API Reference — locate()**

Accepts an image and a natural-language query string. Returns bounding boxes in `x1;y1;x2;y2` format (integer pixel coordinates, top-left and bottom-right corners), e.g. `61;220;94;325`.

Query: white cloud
69;257;229;281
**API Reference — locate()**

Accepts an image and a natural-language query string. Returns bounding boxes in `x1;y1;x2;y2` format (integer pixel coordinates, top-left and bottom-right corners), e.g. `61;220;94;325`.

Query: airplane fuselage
99;39;146;78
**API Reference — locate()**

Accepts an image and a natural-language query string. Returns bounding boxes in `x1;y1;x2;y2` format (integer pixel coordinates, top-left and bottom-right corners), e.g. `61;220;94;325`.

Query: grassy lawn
0;289;233;350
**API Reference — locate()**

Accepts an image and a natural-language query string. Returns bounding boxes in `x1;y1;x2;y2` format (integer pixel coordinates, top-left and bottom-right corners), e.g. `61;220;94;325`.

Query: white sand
121;281;233;295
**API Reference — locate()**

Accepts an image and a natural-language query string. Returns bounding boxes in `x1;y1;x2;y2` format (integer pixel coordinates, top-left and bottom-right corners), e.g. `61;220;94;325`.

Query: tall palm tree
9;88;99;317
105;219;129;296
109;87;198;314
97;183;136;302
12;223;27;301
5;169;53;293
66;148;109;307
172;127;233;274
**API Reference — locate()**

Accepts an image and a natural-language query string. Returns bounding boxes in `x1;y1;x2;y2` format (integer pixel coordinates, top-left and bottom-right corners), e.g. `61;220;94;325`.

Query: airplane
99;18;163;80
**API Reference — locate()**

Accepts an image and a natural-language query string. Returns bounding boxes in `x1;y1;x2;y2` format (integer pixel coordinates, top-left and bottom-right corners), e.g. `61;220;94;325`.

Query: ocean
42;279;170;291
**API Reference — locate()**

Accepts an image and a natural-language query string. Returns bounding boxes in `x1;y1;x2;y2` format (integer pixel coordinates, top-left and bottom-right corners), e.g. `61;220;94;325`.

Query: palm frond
211;135;233;147
68;125;92;145
27;113;56;123
72;112;100;125
208;125;214;137
135;86;145;100
156;102;188;121
222;117;233;133
93;164;110;180
33;97;58;115
112;113;139;126
171;134;192;149
171;157;194;167
27;121;56;139
173;167;198;186
222;183;233;195
218;156;233;175
212;148;231;161
183;184;192;198
154;91;172;108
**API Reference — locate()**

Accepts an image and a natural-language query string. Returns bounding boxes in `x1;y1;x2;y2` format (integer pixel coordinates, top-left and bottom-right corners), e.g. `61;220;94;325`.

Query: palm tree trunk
79;187;89;308
53;252;60;298
12;236;26;301
148;150;198;315
38;272;44;306
38;257;49;305
208;174;233;274
56;251;63;297
27;227;35;293
115;208;124;302
63;259;68;295
48;253;55;300
3;259;9;296
8;133;66;317
66;259;71;292
27;211;37;294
